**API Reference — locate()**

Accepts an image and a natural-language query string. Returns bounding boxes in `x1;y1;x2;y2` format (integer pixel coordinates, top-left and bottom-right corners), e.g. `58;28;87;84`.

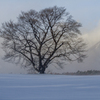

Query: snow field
0;74;100;100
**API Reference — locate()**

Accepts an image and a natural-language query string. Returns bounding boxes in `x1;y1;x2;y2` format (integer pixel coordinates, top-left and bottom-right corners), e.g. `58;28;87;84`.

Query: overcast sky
0;0;100;73
0;0;100;32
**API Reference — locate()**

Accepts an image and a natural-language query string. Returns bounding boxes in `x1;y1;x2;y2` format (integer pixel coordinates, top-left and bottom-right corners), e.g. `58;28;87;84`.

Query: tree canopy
0;6;86;73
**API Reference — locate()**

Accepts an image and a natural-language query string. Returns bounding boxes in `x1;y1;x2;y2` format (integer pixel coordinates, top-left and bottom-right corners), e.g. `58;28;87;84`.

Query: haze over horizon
0;0;100;74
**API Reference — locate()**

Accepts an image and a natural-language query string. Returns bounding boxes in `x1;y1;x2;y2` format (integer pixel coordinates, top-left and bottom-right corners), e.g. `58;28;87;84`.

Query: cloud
82;21;100;48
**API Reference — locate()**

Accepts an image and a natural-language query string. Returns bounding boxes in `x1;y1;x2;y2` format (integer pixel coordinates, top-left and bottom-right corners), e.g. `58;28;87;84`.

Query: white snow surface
0;74;100;100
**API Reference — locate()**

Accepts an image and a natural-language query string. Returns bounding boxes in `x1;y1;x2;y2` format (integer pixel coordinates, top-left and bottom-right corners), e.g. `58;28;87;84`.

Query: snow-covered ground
0;74;100;100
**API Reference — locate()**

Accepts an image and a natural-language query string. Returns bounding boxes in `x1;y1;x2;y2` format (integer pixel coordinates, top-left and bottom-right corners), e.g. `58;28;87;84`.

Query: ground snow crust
0;74;100;100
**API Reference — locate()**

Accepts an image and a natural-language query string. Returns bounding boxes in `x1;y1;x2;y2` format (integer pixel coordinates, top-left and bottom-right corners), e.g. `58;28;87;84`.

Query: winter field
0;74;100;100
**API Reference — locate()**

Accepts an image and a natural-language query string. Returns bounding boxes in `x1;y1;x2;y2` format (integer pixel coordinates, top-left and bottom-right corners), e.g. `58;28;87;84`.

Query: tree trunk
39;66;45;74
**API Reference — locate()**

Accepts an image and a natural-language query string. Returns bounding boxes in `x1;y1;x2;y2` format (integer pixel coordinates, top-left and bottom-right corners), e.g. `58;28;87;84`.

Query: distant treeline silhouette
49;70;100;75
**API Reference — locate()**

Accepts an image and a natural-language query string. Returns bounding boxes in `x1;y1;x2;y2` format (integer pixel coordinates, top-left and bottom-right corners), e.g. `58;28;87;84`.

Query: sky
0;0;100;32
0;0;100;73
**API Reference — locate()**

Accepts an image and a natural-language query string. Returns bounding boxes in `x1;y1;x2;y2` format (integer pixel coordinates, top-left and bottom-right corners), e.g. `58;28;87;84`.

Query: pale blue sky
0;0;100;33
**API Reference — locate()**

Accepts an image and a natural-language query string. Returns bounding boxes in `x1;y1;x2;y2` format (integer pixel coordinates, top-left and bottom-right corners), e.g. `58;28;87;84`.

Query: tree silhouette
0;6;86;73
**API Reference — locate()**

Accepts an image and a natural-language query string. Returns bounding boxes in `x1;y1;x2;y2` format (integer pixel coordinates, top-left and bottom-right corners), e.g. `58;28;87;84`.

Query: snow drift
0;74;100;100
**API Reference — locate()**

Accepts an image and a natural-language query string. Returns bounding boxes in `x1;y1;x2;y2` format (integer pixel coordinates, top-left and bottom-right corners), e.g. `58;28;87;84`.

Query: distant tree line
75;70;100;75
48;70;100;75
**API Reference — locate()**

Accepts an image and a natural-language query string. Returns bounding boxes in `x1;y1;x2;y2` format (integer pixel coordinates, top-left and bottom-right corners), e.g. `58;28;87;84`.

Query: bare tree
0;6;86;74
